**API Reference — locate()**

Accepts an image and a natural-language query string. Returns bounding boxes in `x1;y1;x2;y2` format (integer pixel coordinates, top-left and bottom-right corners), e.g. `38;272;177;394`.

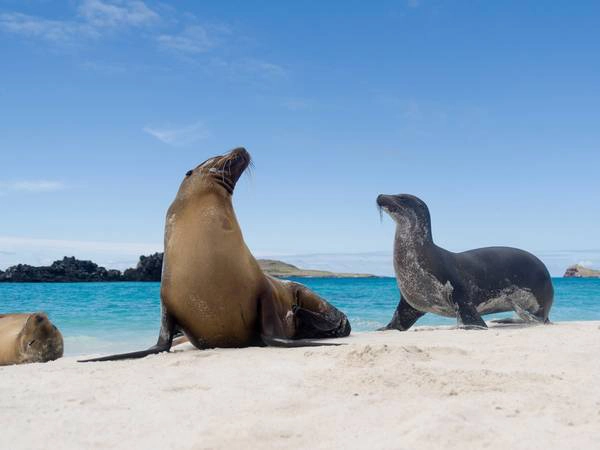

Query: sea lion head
18;313;64;363
178;147;251;198
377;193;432;243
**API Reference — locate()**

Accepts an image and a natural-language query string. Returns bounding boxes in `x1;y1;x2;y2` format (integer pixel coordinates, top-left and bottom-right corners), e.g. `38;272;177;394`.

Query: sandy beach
2;321;599;449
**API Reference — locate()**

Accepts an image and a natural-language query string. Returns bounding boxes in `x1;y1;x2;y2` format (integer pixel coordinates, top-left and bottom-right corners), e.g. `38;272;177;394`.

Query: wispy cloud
2;3;286;84
0;180;66;193
78;0;160;28
143;120;210;146
157;24;227;54
237;58;286;78
0;1;159;44
0;12;97;42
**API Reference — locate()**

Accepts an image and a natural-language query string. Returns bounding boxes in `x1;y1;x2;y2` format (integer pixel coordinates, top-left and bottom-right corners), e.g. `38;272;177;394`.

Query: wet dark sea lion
377;194;553;330
0;313;64;365
81;148;350;362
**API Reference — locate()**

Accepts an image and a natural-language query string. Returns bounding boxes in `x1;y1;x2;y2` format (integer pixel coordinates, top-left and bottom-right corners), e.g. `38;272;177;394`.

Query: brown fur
162;149;346;347
0;313;64;366
80;148;349;362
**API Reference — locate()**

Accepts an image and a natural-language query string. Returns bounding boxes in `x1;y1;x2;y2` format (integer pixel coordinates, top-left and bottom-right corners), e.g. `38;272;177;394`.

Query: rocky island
0;254;375;282
563;264;600;278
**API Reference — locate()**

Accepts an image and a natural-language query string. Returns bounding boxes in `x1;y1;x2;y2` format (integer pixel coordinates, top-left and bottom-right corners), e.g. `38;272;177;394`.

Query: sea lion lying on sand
81;148;350;362
0;313;64;365
377;194;554;330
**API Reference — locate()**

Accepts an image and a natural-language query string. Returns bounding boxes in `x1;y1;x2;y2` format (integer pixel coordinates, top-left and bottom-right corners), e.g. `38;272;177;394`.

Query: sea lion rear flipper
258;292;346;348
261;335;343;347
78;307;177;362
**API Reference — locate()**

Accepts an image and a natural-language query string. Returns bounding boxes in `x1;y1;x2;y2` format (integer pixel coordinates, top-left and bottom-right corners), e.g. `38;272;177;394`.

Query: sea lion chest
393;246;456;317
161;206;263;347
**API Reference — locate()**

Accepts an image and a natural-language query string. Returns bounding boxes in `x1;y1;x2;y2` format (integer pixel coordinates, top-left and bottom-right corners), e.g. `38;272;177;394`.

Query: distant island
0;254;376;282
563;264;600;278
258;259;376;278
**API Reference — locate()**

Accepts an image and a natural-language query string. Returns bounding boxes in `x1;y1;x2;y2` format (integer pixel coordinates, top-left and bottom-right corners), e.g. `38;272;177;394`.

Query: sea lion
377;194;554;330
0;312;64;365
81;148;350;362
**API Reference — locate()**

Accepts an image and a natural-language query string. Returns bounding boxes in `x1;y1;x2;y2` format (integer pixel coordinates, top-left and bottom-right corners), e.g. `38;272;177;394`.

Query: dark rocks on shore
0;255;162;283
122;252;163;281
0;257;123;282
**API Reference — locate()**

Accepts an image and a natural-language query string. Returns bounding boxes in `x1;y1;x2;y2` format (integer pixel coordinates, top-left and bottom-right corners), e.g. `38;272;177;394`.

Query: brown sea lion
0;312;64;366
81;148;350;362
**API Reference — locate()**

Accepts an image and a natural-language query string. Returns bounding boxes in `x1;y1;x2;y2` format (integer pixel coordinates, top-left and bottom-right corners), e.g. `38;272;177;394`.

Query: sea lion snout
225;147;251;177
377;194;428;216
196;147;251;192
377;194;405;215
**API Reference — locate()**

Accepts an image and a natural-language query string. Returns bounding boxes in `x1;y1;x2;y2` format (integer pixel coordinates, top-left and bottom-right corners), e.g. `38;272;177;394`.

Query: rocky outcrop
122;252;163;281
0;254;376;282
0;257;122;282
563;264;600;278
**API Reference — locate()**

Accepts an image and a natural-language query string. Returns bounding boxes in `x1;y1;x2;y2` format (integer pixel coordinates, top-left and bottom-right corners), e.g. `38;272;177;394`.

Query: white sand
1;321;599;449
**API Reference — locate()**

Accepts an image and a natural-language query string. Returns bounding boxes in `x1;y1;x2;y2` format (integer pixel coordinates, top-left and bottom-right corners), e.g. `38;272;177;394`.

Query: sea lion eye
185;170;193;177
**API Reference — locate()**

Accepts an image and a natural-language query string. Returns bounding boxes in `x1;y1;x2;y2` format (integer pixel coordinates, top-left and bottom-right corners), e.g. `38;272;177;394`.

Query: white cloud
157;25;216;54
0;12;97;42
237;58;286;78
78;0;160;28
0;1;159;43
143;120;210;146
0;180;66;193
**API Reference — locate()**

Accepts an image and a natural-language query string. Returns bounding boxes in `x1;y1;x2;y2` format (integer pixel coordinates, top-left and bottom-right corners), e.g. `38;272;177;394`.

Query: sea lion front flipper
378;295;425;331
454;299;487;329
78;307;177;362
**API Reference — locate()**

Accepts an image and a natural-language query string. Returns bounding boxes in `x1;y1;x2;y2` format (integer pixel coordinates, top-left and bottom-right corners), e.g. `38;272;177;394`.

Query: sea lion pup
377;194;553;330
81;148;350;362
0;313;64;366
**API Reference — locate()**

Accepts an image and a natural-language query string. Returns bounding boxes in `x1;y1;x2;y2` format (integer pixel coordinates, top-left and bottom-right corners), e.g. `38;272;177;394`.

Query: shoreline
2;321;599;449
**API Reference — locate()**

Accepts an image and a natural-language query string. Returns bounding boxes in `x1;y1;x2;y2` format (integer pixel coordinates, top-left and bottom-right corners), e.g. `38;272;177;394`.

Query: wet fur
377;194;554;331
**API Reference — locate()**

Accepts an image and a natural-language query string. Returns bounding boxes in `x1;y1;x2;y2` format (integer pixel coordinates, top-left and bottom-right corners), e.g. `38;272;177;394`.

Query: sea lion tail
78;313;178;362
77;343;171;362
261;336;345;348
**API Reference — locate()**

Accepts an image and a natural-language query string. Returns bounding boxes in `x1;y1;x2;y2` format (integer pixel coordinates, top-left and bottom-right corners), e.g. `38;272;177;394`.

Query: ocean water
1;278;599;356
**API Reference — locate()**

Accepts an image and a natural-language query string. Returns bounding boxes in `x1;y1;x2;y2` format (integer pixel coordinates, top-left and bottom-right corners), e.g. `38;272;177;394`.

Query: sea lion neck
393;219;433;251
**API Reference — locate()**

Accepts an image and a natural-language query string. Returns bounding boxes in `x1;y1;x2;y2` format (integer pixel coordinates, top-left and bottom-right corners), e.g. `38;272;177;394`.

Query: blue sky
0;0;599;276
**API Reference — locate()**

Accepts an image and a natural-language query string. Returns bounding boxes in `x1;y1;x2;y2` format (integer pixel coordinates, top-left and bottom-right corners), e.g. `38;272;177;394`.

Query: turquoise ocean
1;278;599;356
